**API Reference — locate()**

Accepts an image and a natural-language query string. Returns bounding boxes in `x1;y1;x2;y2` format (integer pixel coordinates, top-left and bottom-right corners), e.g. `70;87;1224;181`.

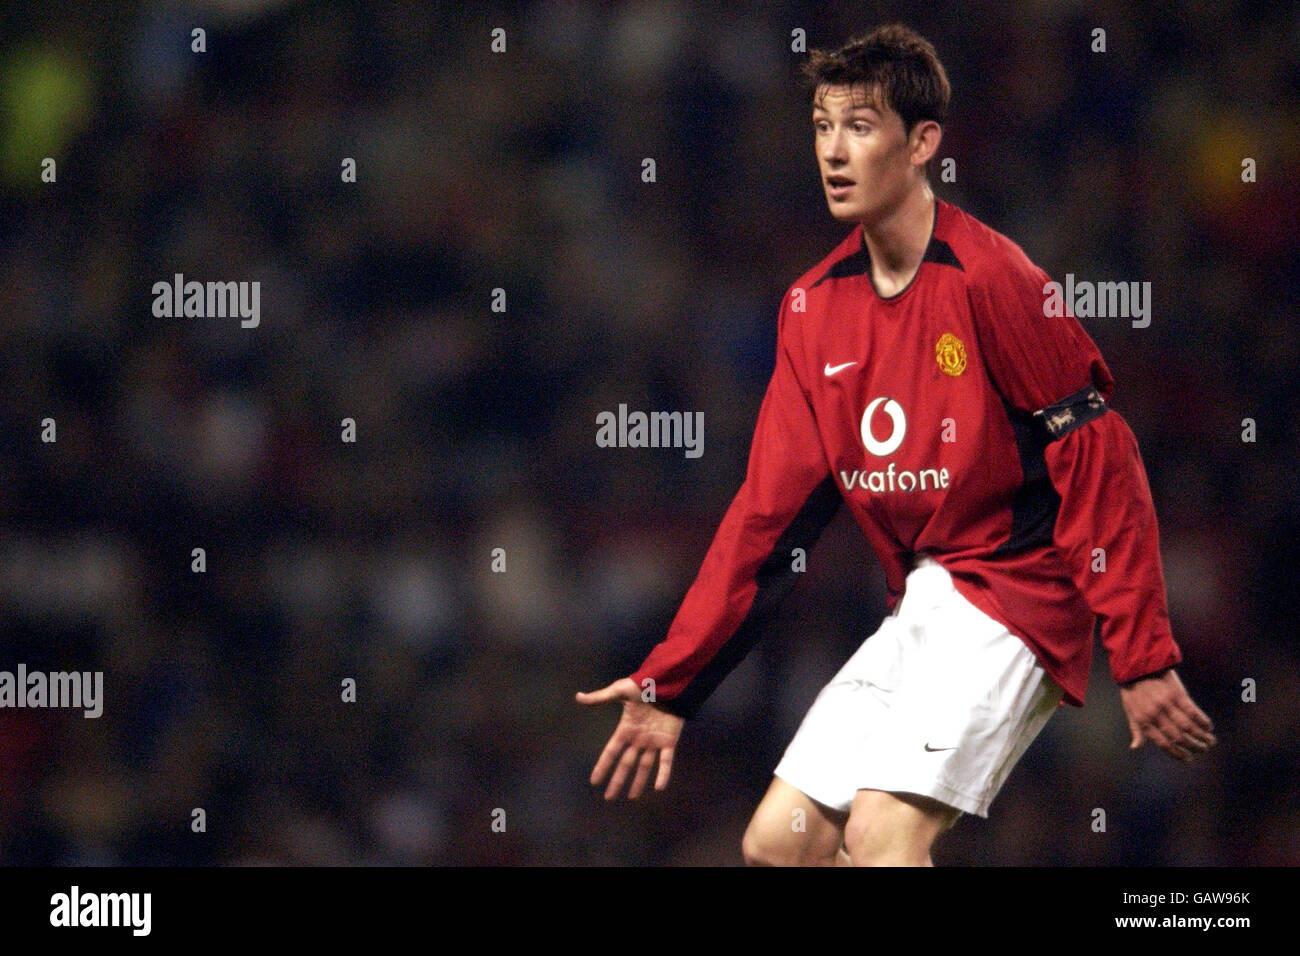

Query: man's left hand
1120;668;1216;762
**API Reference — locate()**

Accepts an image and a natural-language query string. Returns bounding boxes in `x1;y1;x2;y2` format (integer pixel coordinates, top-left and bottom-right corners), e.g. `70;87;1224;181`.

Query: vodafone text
843;397;949;492
839;464;950;493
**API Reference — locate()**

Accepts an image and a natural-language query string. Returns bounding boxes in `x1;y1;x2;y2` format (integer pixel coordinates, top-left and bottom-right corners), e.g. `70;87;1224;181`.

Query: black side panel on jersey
992;399;1061;557
661;475;843;718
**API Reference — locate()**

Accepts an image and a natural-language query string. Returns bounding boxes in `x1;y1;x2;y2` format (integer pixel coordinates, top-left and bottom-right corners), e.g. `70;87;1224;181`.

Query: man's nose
821;129;847;164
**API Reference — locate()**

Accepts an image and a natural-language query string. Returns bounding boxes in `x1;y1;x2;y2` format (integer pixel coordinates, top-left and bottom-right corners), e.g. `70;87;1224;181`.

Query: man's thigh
743;776;848;866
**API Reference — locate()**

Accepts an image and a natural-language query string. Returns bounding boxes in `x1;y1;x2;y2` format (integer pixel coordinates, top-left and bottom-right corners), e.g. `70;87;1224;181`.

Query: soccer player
576;24;1216;866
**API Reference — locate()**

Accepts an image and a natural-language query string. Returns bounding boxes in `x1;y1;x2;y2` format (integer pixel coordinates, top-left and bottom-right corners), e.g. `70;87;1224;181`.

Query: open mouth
826;176;856;197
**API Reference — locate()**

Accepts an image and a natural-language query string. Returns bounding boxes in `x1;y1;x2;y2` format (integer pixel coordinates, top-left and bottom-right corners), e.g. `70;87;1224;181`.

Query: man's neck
860;185;936;297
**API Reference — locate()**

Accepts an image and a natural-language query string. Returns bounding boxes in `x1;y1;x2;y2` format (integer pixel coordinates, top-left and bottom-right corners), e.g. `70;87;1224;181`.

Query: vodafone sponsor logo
840;397;951;494
839;462;950;493
861;397;905;456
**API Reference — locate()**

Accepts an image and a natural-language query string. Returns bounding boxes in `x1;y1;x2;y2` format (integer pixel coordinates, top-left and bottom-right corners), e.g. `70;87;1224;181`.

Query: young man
576;24;1216;866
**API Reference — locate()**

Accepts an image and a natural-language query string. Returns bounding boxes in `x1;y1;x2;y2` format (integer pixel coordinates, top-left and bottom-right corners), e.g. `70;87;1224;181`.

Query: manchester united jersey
630;198;1181;717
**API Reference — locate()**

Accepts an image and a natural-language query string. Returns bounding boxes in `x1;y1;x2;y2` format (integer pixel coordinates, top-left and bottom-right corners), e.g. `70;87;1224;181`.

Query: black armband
1034;384;1108;440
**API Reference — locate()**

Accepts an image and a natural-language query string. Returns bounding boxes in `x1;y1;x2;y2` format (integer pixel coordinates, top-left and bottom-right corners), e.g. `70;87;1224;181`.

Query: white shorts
773;556;1063;818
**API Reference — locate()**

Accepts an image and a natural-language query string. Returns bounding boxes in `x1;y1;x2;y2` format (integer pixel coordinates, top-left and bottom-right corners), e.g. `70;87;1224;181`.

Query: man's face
813;83;916;225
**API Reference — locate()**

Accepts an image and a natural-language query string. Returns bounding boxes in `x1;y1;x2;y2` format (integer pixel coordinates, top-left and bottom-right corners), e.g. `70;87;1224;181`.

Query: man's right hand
575;678;685;800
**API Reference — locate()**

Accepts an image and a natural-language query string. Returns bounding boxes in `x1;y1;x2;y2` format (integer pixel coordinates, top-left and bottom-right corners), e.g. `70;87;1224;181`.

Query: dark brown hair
799;24;950;133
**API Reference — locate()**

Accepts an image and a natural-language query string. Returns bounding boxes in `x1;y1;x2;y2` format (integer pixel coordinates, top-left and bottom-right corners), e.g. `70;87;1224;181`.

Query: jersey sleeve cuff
1113;649;1183;687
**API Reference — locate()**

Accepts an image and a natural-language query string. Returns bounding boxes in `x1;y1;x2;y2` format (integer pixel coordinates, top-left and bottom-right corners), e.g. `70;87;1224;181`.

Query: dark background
0;0;1296;865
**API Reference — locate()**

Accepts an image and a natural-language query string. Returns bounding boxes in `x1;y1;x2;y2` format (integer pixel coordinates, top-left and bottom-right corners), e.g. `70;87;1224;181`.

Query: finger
1175;702;1216;744
590;733;626;786
1150;724;1191;761
1176;718;1216;750
1128;720;1143;750
1142;720;1177;753
1165;704;1220;750
1189;706;1214;733
1170;693;1215;734
605;746;640;801
1167;715;1213;750
628;750;657;800
655;749;676;790
576;682;623;706
1180;724;1217;753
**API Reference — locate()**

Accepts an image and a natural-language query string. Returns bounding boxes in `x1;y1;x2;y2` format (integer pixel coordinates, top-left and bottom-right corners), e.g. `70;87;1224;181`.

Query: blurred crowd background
0;0;1297;865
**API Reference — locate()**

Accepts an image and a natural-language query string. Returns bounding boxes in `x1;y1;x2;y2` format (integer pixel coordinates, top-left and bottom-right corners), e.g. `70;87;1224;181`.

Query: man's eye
853;123;871;133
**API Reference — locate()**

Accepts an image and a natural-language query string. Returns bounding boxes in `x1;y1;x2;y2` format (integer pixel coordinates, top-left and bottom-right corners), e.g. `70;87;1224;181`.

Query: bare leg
742;777;849;866
842;789;961;866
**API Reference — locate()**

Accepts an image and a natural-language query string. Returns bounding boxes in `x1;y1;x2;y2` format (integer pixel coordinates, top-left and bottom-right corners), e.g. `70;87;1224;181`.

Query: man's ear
910;120;942;168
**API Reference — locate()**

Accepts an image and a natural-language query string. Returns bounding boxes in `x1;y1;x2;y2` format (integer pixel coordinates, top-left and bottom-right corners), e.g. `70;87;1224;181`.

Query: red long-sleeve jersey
631;198;1181;718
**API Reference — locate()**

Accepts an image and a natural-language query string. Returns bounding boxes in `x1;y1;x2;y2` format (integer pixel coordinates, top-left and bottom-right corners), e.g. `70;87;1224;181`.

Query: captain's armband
1034;384;1108;440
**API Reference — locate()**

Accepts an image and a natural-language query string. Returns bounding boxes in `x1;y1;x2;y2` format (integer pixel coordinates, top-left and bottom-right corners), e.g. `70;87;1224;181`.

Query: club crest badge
936;332;967;376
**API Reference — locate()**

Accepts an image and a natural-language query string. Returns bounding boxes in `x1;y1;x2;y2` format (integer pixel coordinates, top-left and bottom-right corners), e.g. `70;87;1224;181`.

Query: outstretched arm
576;289;837;797
623;290;838;718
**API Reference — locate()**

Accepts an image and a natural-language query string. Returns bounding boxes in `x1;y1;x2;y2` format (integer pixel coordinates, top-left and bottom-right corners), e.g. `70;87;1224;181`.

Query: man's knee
741;824;785;866
843;790;957;866
843;816;917;866
742;819;825;866
742;796;844;867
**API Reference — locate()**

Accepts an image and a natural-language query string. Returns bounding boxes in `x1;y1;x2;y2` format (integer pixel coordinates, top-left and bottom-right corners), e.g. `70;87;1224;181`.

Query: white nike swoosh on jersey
824;361;858;376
